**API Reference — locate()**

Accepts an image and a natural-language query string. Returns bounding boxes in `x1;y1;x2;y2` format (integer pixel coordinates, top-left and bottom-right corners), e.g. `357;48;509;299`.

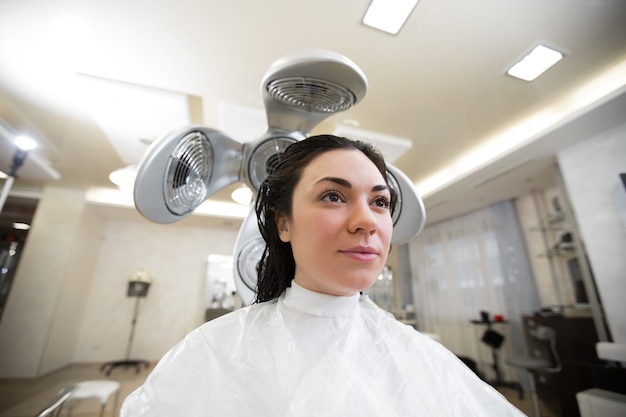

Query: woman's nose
347;200;377;234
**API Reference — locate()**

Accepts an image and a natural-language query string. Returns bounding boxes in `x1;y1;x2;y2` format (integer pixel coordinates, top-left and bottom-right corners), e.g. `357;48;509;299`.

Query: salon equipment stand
471;318;524;399
100;294;150;376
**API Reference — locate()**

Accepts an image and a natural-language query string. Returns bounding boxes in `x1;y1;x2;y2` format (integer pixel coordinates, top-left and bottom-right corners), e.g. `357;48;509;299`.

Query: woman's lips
339;246;379;261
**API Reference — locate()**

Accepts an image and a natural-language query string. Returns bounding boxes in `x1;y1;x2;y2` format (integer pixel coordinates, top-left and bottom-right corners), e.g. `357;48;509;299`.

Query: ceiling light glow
507;44;564;81
415;58;626;197
231;185;253;206
86;187;249;220
109;165;137;193
362;0;419;35
15;135;37;151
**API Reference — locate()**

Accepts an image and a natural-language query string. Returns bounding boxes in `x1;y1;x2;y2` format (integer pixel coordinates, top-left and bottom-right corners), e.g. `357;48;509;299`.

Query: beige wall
74;217;239;363
40;202;104;375
0;186;240;378
0;187;96;377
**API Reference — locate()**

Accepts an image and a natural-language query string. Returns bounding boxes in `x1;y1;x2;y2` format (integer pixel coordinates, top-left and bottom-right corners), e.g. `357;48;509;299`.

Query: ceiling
0;0;625;231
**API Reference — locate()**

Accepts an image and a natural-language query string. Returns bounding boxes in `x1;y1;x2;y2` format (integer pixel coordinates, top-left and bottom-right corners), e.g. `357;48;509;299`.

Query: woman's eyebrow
372;184;389;192
317;176;352;188
317;177;389;192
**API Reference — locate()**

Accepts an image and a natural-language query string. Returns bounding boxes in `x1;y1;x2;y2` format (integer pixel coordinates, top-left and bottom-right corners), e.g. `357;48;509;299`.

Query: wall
0;187;97;378
0;186;240;378
40;204;104;374
74;217;239;362
557;122;626;344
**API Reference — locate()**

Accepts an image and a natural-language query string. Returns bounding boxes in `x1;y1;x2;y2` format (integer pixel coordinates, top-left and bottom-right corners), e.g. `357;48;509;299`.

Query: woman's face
276;149;393;296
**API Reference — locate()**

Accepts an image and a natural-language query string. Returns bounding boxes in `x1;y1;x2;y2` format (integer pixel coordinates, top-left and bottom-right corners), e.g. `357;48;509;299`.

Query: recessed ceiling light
362;0;419;35
109;165;137;193
231;185;253;206
507;44;564;81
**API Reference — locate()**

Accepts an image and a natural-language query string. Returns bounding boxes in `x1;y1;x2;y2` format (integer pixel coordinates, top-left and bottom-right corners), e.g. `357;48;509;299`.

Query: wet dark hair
254;134;397;303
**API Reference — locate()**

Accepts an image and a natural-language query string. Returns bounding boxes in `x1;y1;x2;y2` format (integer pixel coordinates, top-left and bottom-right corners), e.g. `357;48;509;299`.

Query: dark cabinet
523;315;598;417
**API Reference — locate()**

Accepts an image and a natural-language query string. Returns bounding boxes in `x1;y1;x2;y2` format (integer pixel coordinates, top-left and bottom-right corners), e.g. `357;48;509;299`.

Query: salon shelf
536;244;576;259
530;212;570;232
529;190;591;308
527;167;609;348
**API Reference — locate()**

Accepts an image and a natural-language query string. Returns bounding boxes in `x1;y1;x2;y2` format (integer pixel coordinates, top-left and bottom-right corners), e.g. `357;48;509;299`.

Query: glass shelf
530;211;570;231
537;247;576;259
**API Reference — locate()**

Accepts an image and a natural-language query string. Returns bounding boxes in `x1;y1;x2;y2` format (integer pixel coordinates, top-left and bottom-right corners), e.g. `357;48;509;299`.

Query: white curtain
409;200;540;382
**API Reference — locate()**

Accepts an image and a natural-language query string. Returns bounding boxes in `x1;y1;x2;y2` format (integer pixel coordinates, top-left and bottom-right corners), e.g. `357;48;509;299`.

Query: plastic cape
121;282;526;417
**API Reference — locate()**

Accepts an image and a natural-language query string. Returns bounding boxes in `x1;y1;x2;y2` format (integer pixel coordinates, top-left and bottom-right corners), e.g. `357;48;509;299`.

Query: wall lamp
0;135;38;213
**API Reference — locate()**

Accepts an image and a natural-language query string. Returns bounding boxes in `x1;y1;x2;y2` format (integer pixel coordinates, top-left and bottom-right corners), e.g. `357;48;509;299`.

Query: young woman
121;135;525;416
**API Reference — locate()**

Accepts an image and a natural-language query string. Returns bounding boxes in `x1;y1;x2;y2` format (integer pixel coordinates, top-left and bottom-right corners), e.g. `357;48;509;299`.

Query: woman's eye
373;196;390;209
321;191;343;203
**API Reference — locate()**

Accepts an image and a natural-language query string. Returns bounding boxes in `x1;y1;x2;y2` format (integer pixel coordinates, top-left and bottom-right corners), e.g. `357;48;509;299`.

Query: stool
65;380;120;417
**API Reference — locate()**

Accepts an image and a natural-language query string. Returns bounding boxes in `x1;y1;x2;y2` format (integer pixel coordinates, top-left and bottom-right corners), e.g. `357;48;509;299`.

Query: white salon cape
122;282;526;416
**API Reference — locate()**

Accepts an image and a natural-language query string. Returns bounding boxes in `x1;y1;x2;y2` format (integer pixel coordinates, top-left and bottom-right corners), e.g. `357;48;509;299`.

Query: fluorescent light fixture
362;0;419;35
507;44;564;81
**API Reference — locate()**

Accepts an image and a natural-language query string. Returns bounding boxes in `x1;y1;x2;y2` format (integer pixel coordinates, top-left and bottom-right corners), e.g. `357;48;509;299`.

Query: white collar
282;281;361;318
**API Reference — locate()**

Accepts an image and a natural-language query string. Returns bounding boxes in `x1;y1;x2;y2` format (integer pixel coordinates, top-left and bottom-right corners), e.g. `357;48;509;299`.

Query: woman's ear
275;213;291;242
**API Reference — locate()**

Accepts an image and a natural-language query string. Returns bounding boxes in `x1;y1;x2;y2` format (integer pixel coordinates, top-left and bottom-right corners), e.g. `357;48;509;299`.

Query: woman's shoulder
359;296;416;332
359;297;448;349
190;301;277;343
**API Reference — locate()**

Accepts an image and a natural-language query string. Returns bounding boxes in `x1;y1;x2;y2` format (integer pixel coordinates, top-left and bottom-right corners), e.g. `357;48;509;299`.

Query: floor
0;362;543;416
0;363;155;417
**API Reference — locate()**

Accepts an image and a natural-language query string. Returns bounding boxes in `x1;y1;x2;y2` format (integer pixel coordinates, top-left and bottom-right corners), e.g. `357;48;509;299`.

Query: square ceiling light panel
507;44;564;81
362;0;419;35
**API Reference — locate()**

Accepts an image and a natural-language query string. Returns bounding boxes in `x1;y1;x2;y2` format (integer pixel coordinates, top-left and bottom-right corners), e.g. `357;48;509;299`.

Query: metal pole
125;296;141;360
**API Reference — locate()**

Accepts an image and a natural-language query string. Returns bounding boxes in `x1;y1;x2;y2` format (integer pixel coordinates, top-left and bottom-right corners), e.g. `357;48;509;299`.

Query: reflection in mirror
366;265;393;312
204;254;241;321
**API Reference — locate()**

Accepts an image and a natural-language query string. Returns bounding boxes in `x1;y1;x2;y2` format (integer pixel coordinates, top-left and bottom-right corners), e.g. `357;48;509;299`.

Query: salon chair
506;325;562;417
576;342;626;417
